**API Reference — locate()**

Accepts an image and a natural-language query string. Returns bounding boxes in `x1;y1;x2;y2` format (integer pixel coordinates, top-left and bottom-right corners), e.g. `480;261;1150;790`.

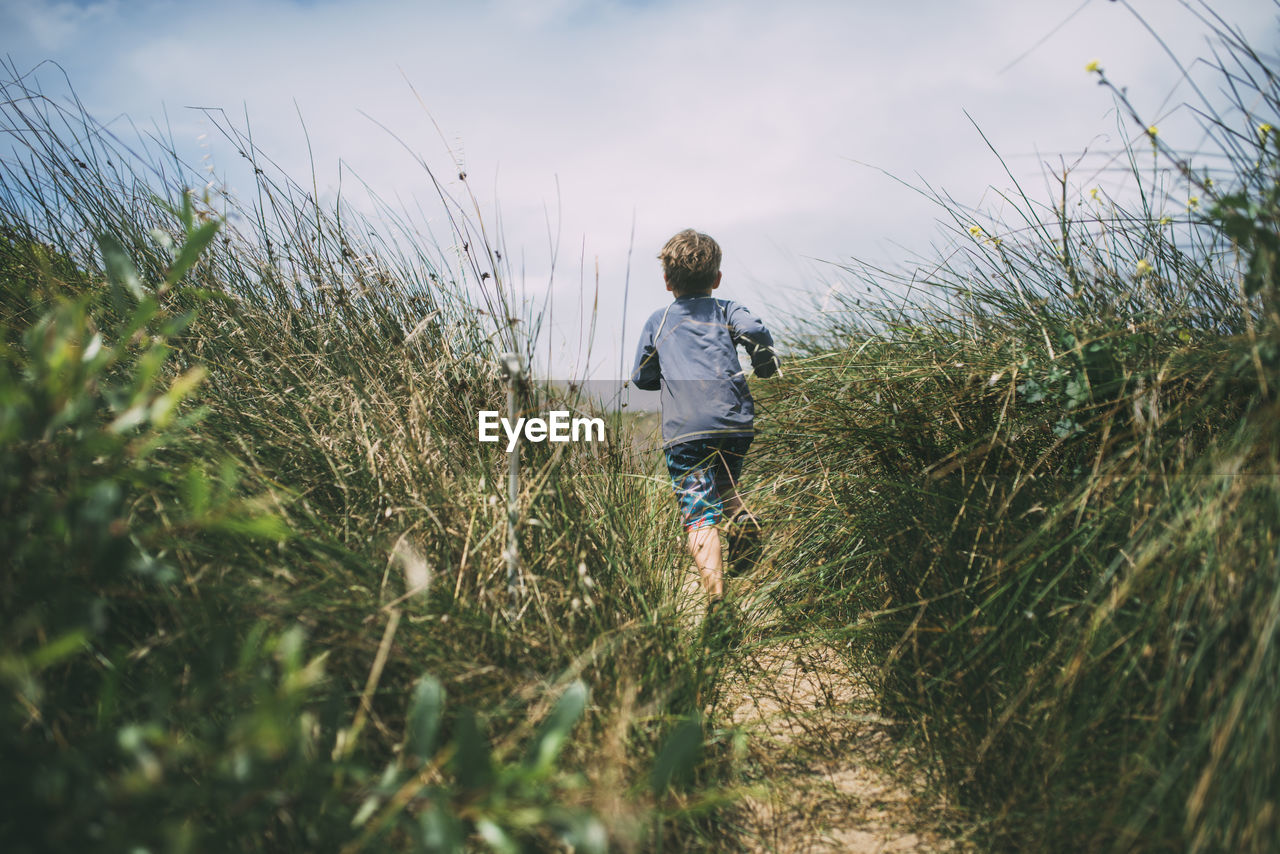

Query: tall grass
0;65;732;852
756;7;1280;851
12;7;1277;850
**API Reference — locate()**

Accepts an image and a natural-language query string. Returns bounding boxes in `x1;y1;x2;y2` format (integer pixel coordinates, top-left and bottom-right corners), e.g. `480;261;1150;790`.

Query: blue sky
2;0;1276;383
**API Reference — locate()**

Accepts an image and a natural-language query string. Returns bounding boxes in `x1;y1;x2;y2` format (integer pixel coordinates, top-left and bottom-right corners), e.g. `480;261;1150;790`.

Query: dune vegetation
755;9;1280;851
2;6;1278;853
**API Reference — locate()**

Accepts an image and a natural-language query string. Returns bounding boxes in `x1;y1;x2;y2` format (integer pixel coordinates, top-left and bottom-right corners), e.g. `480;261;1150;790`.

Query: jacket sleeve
631;318;661;390
727;302;780;378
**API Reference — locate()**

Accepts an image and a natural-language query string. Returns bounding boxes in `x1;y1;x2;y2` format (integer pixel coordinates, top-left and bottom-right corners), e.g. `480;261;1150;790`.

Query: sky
1;0;1277;389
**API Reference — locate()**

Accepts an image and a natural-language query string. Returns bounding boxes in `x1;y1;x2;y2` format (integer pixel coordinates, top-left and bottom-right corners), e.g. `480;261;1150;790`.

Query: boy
631;228;780;601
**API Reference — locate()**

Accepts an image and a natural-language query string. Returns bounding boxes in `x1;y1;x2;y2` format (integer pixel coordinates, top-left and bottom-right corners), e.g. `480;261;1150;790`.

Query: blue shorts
664;436;752;531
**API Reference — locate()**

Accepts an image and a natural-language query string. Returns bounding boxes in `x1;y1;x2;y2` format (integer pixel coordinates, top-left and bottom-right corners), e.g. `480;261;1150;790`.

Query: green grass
0;70;728;853
750;8;1280;851
4;5;1280;853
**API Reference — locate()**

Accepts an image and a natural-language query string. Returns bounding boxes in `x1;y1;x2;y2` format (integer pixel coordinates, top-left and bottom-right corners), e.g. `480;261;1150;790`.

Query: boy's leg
688;525;723;599
720;487;744;519
726;513;761;577
665;440;728;601
712;436;751;517
717;438;761;577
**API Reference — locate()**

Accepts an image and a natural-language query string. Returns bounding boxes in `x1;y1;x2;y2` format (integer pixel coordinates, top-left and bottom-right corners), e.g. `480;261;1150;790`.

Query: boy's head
659;229;721;296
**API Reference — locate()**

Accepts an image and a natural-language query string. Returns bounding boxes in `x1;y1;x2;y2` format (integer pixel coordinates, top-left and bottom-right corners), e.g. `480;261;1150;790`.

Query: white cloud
2;0;122;51
2;0;1276;378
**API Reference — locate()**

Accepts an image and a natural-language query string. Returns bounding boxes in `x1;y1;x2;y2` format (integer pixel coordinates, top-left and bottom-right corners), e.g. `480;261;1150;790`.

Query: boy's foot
725;512;762;578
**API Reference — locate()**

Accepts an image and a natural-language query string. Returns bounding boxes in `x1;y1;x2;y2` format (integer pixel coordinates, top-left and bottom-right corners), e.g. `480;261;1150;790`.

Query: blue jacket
631;295;779;447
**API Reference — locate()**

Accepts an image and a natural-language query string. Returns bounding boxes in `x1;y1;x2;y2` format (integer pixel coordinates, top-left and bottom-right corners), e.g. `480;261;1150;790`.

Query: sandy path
677;569;966;852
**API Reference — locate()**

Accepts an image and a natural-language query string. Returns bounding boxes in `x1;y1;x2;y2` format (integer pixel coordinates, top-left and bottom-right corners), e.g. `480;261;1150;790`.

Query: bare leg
724;488;761;577
721;488;744;521
688;526;722;600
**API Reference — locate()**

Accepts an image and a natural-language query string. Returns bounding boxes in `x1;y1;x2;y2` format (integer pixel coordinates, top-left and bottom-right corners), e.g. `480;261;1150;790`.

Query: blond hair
658;229;721;295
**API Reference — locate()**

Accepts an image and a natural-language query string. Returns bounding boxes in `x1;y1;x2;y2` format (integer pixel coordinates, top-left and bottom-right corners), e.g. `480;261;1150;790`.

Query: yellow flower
1136;259;1153;276
1085;59;1101;73
969;225;983;237
1089;187;1100;200
1146;125;1158;139
1188;196;1200;209
1261;123;1274;138
1158;216;1172;226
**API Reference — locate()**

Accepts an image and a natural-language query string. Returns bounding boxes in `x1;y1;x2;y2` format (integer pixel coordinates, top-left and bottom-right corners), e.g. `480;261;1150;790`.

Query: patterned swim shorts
663;436;753;531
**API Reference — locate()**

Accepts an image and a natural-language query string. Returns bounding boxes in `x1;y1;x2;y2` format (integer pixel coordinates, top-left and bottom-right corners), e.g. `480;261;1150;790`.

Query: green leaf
181;466;211;516
351;794;380;828
1064;375;1089;408
524;679;587;776
559;812;608;854
213;512;290;541
150;365;206;427
649;714;703;794
28;630;88;671
452;710;493;792
1017;377;1045;404
179;189;195;232
164;218;222;290
1053;417;1082;439
406;675;446;762
112;295;160;345
475;817;517;854
418;800;464;852
97;233;145;308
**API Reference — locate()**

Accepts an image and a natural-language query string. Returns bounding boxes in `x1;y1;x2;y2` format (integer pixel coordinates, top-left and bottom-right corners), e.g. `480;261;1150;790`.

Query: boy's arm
631;319;662;390
727;303;780;378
